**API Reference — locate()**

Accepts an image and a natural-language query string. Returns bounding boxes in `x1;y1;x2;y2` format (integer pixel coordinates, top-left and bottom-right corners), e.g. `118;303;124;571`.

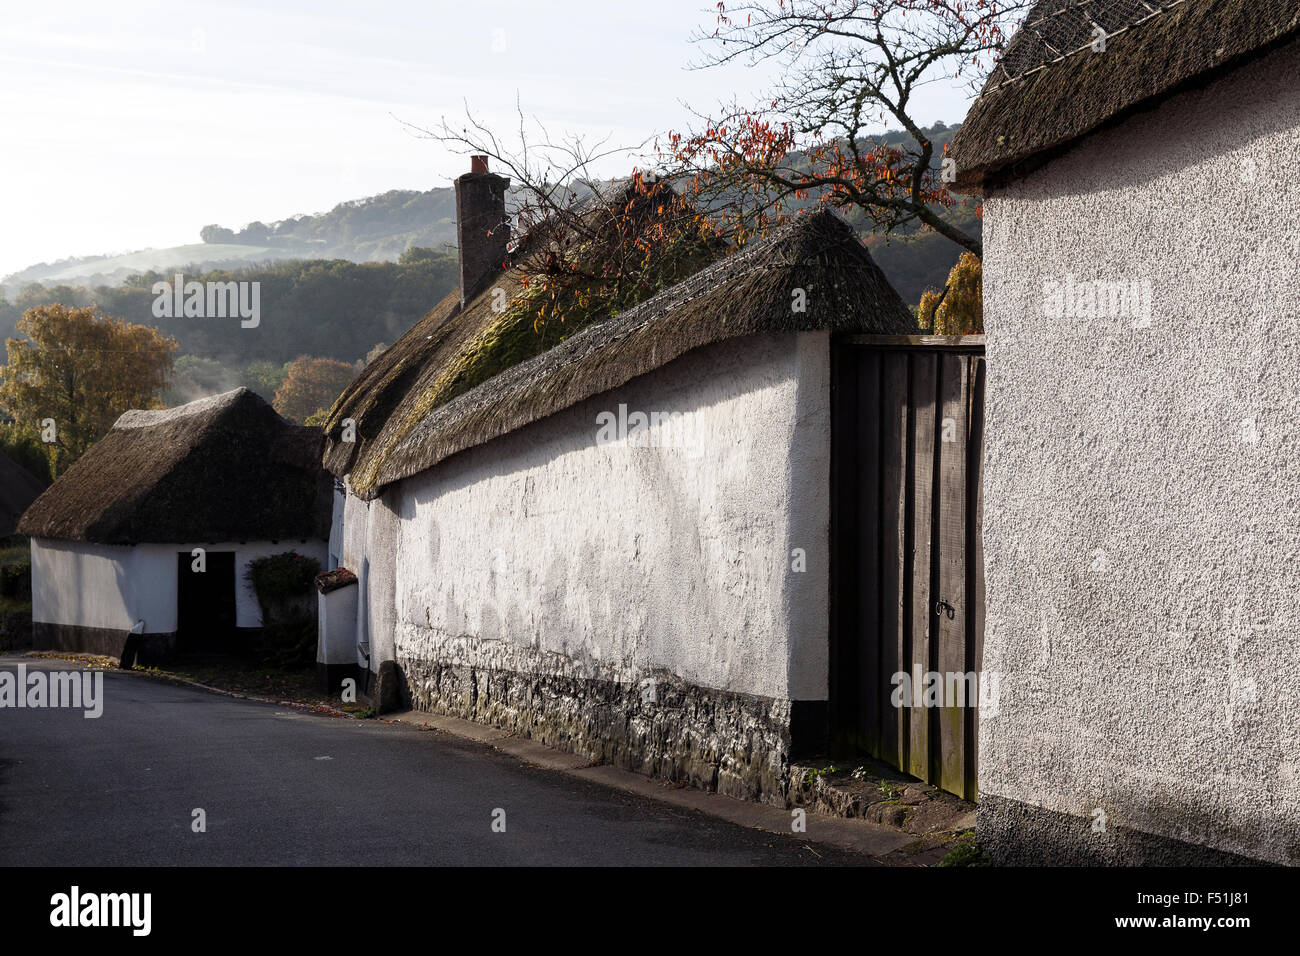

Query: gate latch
934;599;956;620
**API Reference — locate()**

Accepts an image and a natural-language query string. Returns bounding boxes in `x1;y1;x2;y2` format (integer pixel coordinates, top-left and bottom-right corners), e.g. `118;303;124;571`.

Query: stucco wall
337;331;831;798
978;39;1300;864
31;540;175;633
339;486;400;673
31;538;328;633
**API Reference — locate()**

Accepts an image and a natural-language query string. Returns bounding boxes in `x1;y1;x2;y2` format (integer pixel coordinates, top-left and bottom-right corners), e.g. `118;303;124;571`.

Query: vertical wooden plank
878;352;908;768
908;352;936;781
935;354;970;797
855;350;882;757
965;356;987;800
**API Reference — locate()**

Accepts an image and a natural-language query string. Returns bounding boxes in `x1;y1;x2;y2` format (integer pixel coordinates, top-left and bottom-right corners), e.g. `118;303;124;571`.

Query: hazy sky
0;0;974;280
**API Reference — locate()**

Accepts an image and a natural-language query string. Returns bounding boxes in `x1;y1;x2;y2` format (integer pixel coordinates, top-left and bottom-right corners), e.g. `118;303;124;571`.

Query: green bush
245;552;320;668
252;609;317;670
0;558;31;600
245;551;319;605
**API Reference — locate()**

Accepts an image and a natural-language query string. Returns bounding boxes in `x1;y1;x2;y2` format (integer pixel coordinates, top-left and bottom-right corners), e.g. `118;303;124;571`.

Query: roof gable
949;0;1300;192
19;388;331;544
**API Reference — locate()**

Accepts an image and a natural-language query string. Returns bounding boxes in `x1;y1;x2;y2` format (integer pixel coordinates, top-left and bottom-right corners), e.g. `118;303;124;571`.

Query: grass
939;831;990;867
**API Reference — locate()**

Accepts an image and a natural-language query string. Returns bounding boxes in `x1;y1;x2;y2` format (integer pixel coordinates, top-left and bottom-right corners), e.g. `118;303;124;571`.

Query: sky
0;0;976;280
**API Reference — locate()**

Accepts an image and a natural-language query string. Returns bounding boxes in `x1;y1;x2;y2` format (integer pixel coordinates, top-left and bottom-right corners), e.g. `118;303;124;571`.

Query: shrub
252;609;317;670
245;552;320;668
0;557;31;600
246;551;319;605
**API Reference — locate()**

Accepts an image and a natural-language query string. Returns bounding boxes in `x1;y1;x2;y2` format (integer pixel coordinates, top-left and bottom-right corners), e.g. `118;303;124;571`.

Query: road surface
0;659;879;866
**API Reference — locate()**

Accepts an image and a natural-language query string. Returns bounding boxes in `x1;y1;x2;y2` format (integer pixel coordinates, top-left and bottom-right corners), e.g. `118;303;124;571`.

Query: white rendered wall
30;539;175;633
979;40;1300;862
317;585;359;665
338;331;832;703
327;480;345;571
338;484;400;672
31;538;328;632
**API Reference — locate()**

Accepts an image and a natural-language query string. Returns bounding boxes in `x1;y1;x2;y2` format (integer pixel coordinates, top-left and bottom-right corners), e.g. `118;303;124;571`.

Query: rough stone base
398;657;804;805
978;794;1273;866
372;660;402;715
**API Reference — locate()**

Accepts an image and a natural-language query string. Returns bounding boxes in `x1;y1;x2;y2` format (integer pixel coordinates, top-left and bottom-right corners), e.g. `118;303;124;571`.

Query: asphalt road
0;659;877;866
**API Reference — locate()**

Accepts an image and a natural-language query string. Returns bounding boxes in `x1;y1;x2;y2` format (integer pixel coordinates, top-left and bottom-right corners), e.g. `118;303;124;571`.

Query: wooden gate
829;335;986;800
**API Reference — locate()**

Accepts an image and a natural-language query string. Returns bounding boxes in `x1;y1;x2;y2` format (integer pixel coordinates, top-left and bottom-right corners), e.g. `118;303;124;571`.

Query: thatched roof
324;208;917;500
19;388;331;545
948;0;1300;193
0;450;45;537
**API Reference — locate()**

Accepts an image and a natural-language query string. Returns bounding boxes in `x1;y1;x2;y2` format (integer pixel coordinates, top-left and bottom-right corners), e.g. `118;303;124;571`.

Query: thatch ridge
19;388;331;544
328;209;916;500
949;0;1300;192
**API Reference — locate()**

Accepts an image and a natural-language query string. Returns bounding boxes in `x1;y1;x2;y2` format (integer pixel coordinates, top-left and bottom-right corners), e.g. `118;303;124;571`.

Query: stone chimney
455;155;510;307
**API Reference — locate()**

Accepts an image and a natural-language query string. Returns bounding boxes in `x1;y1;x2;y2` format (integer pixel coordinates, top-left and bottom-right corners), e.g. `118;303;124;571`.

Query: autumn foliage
273;356;356;424
918;252;982;334
657;0;1028;256
0;304;177;475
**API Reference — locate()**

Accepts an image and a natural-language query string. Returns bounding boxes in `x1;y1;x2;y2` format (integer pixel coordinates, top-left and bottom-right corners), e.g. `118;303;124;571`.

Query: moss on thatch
18;388;331;544
949;0;1300;193
326;209;917;500
320;178;730;490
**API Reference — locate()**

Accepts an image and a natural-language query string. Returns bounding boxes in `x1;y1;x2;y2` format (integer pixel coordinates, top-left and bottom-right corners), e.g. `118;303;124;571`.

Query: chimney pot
470;155;489;174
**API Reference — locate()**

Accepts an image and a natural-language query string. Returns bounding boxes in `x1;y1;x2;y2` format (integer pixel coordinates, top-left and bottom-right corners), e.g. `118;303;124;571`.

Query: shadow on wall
979;785;1291;866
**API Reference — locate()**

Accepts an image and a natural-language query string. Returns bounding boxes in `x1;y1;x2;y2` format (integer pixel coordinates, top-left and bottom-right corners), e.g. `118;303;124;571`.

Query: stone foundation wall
397;648;798;805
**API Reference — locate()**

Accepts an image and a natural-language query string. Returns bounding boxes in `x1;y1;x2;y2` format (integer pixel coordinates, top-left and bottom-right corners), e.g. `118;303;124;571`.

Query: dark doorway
829;335;986;800
176;551;237;654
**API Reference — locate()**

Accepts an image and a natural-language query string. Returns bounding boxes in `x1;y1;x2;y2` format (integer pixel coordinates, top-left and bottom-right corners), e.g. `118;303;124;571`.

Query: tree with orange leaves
660;0;1029;257
273;356;356;424
0;304;176;476
405;105;726;342
919;252;982;334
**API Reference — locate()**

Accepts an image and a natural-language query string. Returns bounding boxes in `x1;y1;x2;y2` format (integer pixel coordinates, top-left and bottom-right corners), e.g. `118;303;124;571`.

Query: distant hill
236;187;459;261
0;248;460;373
2;243;299;292
1;187;462;296
3;124;973;303
1;122;978;400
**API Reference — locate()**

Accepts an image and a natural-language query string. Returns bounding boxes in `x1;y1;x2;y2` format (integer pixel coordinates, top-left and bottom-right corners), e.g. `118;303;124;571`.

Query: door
176;551;237;654
830;337;986;800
